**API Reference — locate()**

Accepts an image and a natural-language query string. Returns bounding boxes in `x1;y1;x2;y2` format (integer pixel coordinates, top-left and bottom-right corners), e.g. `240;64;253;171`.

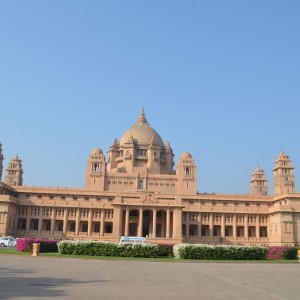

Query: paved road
0;256;299;300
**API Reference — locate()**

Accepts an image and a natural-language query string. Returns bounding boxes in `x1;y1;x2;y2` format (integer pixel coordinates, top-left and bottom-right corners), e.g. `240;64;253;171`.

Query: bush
173;244;268;260
16;238;58;253
156;244;175;257
267;246;298;260
58;241;159;258
282;247;298;259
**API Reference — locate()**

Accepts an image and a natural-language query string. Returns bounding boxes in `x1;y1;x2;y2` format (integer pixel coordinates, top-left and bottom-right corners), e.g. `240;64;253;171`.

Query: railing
91;233;100;237
28;230;38;235
16;230;27;235
79;232;88;236
54;231;63;236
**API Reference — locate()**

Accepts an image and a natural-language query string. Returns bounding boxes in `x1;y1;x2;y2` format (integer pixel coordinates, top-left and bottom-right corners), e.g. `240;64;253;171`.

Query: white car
0;237;17;247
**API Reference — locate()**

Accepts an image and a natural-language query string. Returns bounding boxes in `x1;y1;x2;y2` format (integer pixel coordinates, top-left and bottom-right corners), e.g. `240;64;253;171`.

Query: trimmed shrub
173;244;268;260
58;241;159;258
282;247;298;260
16;238;58;253
267;246;298;260
156;244;175;257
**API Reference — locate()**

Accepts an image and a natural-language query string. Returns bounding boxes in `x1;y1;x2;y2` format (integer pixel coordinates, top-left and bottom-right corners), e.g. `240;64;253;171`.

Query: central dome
120;108;164;147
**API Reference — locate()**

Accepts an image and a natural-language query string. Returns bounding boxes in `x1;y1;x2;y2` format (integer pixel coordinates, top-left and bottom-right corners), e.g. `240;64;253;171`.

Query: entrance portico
118;204;182;243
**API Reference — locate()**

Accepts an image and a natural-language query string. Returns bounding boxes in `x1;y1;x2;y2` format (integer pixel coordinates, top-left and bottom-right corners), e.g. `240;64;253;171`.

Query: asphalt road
0;256;299;300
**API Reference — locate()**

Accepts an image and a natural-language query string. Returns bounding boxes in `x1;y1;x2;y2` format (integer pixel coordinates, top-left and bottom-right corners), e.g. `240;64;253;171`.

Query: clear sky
0;1;299;195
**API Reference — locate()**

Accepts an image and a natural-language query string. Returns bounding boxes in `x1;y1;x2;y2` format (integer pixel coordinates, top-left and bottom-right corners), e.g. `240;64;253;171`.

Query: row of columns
123;207;172;238
21;205;183;240
184;214;267;240
24;207;108;237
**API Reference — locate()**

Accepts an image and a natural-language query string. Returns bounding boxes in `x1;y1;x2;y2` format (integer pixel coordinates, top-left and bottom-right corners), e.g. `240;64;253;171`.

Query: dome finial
136;107;149;125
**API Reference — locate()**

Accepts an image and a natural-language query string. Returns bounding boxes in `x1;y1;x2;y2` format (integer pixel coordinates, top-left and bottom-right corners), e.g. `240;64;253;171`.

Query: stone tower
250;166;268;196
0;143;3;181
5;156;23;186
85;148;106;190
273;152;295;195
176;152;197;195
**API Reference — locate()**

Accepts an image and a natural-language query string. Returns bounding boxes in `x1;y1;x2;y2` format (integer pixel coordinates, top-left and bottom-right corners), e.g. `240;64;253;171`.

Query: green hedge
282;247;298;259
173;244;268;260
58;241;159;258
156;244;175;257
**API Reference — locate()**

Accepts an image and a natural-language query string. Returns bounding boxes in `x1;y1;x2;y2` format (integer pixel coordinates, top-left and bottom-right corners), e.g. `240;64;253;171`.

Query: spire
136;107;149;126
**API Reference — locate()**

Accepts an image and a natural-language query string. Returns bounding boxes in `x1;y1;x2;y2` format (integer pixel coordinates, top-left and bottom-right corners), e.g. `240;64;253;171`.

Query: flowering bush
173;244;268;260
16;238;58;253
267;246;297;260
58;240;159;258
16;238;32;252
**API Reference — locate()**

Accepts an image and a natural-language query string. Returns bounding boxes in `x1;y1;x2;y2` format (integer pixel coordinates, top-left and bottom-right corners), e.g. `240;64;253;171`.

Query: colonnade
183;212;269;241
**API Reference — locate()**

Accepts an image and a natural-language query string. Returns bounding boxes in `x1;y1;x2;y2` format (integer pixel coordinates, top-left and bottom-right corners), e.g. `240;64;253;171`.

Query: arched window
185;167;190;175
93;163;99;172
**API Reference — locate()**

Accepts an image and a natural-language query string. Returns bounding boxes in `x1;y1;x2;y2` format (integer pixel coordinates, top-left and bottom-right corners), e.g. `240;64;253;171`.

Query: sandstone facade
0;110;299;246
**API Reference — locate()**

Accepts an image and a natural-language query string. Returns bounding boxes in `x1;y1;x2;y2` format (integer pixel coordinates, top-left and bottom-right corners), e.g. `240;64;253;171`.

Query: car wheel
0;243;5;247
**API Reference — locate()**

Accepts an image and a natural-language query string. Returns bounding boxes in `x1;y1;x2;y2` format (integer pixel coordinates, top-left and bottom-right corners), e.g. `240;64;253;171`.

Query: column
138;207;143;237
63;208;68;235
75;208;80;236
244;214;249;240
221;214;225;238
198;213;202;239
26;215;30;233
112;207;122;238
256;214;260;241
166;208;170;239
38;207;43;234
233;214;237;240
125;207;129;236
100;209;105;237
50;208;56;236
267;216;270;240
88;208;93;237
152;208;157;238
172;208;183;241
186;213;190;240
209;213;213;239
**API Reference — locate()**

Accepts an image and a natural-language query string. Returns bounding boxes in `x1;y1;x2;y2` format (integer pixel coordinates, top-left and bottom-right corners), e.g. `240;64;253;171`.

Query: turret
147;135;162;173
5;156;23;186
176;152;197;195
161;141;175;175
250;166;268;196
107;139;120;172
85;148;106;191
273;152;295;195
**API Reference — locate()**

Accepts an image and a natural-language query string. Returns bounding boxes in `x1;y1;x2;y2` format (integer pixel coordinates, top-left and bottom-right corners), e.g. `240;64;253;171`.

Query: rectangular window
138;179;144;190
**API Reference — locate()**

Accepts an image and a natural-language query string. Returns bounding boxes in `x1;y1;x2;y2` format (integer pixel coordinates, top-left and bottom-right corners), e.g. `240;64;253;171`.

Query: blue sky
0;1;299;194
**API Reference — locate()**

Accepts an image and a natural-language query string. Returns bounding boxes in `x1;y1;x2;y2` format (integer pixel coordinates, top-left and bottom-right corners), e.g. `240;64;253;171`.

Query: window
93;163;99;172
185;167;190;175
138;179;144;190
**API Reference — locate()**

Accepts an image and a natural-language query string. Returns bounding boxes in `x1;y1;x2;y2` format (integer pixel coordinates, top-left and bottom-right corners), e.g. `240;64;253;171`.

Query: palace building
0;109;300;246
